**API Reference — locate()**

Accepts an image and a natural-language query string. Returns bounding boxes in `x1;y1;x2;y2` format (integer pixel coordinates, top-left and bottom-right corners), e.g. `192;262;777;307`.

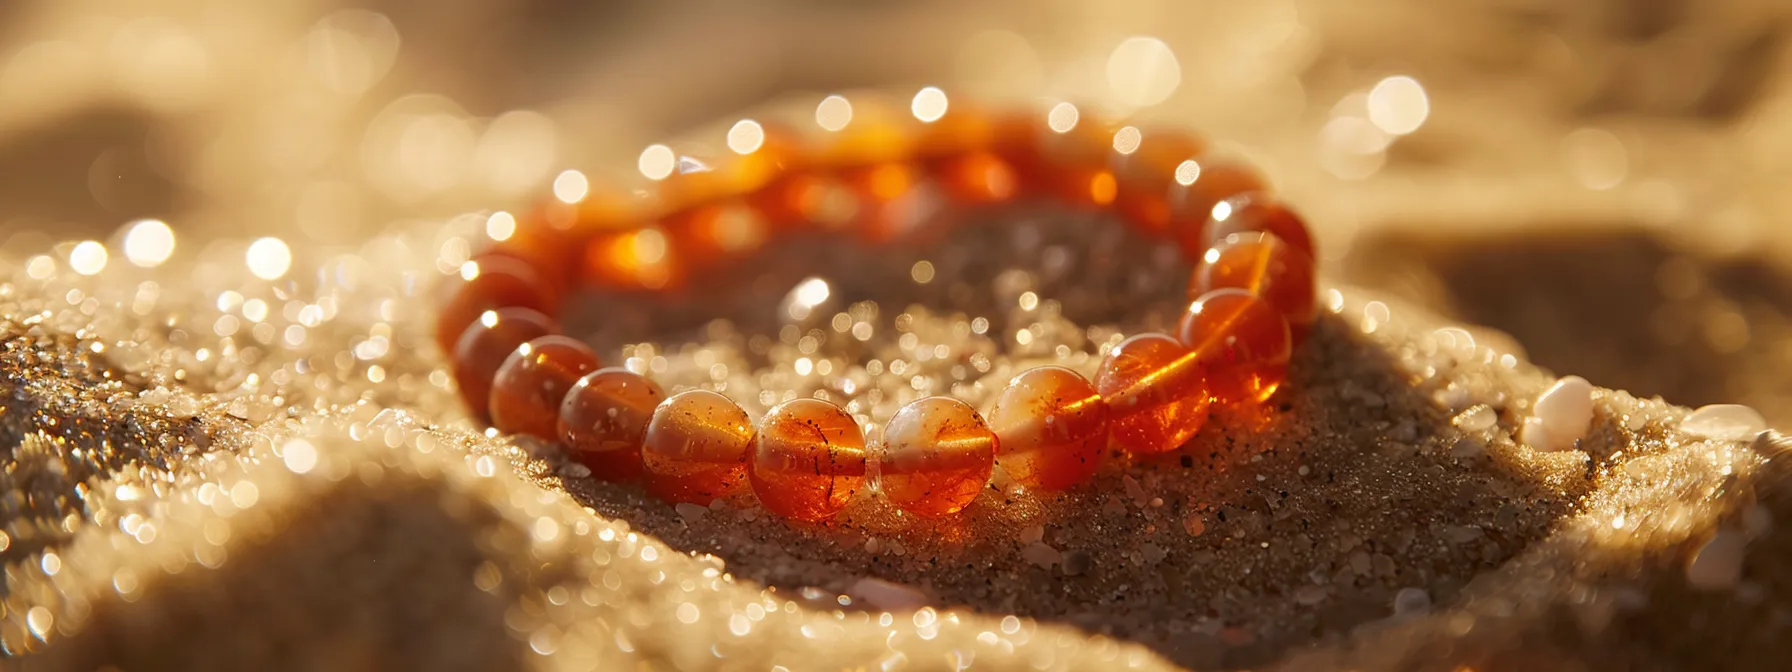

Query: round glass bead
1112;129;1205;237
1095;333;1211;454
642;390;755;505
488;336;601;441
451;308;557;423
1206;194;1316;260
1178;289;1293;407
1166;158;1266;260
1190;232;1318;333
557;368;666;482
873;397;997;517
749;398;868;521
434;256;556;354
986;366;1109;490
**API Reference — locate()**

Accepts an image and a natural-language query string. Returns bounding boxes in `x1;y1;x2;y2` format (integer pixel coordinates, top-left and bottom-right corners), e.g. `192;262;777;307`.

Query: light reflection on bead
1095;333;1210;454
750;398;867;521
434;256;556;354
1206;194;1316;260
874;397;996;517
1178;289;1292;407
452;307;557;423
987;366;1107;490
1167;158;1265;260
1190;232;1318;335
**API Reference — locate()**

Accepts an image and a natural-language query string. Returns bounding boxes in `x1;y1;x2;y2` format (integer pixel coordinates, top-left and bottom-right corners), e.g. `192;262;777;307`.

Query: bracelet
435;89;1318;522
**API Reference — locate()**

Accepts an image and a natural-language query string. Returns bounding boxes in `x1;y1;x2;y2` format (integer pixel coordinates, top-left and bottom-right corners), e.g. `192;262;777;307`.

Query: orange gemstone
914;107;998;165
748;172;857;232
935;150;1019;205
840;161;930;243
1166;158;1266;260
1206;194;1315;260
434;256;557;354
641;390;754;505
1190;232;1318;332
489;336;601;440
1095;333;1211;454
663;200;771;270
658;122;801;208
873;397;997;517
452;308;557;423
483;213;580;288
986;366;1108;490
1112;129;1206;237
1177;289;1292;407
580;226;681;291
557;368;665;482
749;398;868;521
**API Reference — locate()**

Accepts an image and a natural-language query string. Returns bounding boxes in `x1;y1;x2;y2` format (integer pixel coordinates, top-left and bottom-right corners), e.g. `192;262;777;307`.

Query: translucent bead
581;226;681;292
557;368;665;482
840;161;927;243
489;336;601;440
451;308;557;423
1206;194;1316;260
1095;333;1210;454
986;366;1108;490
873;397;997;517
483;214;580;288
1178;289;1292;407
434;256;556;354
935;150;1019;205
1190;232;1318;334
1166;157;1266;260
642;390;755;505
749;398;868;521
663;201;770;271
1112;129;1205;237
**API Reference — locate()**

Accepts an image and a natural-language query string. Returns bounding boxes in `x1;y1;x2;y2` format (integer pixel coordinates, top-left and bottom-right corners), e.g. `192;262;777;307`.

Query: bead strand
437;88;1320;522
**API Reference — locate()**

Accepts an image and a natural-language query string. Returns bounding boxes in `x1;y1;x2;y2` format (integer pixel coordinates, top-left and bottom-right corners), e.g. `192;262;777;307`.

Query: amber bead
484;213;580;288
557;368;665;482
841;161;927;243
641;390;755;505
1166;158;1266;260
914;106;998;166
488;336;601;441
1095;333;1211;454
1190;232;1318;333
873;397;997;517
580;226;682;292
451;308;557;423
986;366;1108;490
935;150;1019;205
1206;194;1316;260
663;200;770;270
748;398;868;521
658;123;800;208
1178;289;1292;407
1112;129;1206;237
434;256;556;354
748;172;857;232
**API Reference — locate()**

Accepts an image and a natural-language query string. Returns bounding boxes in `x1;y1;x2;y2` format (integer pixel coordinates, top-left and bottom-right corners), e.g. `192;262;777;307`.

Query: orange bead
1095;333;1211;454
580;226;681;292
451;308;557;423
1112;129;1206;237
749;398;868;521
935;150;1019;205
663;200;771;270
873;397;997;517
641;390;754;505
1177;289;1292;407
1190;232;1318;333
489;336;601;441
1206;194;1316;260
840;161;929;243
483;213;581;288
914;106;998;165
1166;158;1266;260
434;256;557;354
657;122;801;208
986;366;1108;490
747;172;857;232
557;368;665;482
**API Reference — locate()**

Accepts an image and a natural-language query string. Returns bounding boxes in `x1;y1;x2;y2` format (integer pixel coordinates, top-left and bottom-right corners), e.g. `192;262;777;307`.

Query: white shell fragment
1526;376;1594;452
1680;405;1768;442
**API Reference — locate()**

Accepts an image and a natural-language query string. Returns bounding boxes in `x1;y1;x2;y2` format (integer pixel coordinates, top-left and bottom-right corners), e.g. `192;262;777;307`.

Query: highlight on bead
874;397;996;517
750;398;868;521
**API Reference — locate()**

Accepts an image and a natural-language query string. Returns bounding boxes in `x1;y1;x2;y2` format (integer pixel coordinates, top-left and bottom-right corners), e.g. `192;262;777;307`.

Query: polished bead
1166;158;1266;260
986;366;1108;490
1095;333;1211;454
840;161;929;243
748;172;857;232
1206;194;1316;260
642;390;755;505
873;397;997;517
434;256;556;354
664;200;770;270
581;226;681;291
935;150;1019;205
1178;289;1292;407
1112;129;1206;237
1190;232;1318;333
451;308;557;423
483;213;580;288
557;368;665;482
489;336;601;440
749;398;868;521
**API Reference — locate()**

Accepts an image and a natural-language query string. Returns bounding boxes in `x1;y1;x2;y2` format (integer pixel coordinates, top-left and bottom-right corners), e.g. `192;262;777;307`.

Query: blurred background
1;0;1789;421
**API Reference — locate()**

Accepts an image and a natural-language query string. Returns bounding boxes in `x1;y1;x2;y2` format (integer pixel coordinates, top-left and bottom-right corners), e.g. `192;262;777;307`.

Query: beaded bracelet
435;89;1318;522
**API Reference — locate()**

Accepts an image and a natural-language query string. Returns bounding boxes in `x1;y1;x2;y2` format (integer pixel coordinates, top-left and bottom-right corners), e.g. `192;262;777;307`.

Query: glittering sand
0;209;1786;671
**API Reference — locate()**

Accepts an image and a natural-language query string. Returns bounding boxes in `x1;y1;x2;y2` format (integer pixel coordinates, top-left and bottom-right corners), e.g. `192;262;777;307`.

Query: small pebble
1680;404;1767;441
1454;405;1497;432
1021;542;1061;569
1529;376;1592;451
1018;525;1045;544
675;502;709;523
1393;587;1432;615
1294;585;1329;606
848;577;930;611
1686;530;1747;590
1062;550;1093;576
